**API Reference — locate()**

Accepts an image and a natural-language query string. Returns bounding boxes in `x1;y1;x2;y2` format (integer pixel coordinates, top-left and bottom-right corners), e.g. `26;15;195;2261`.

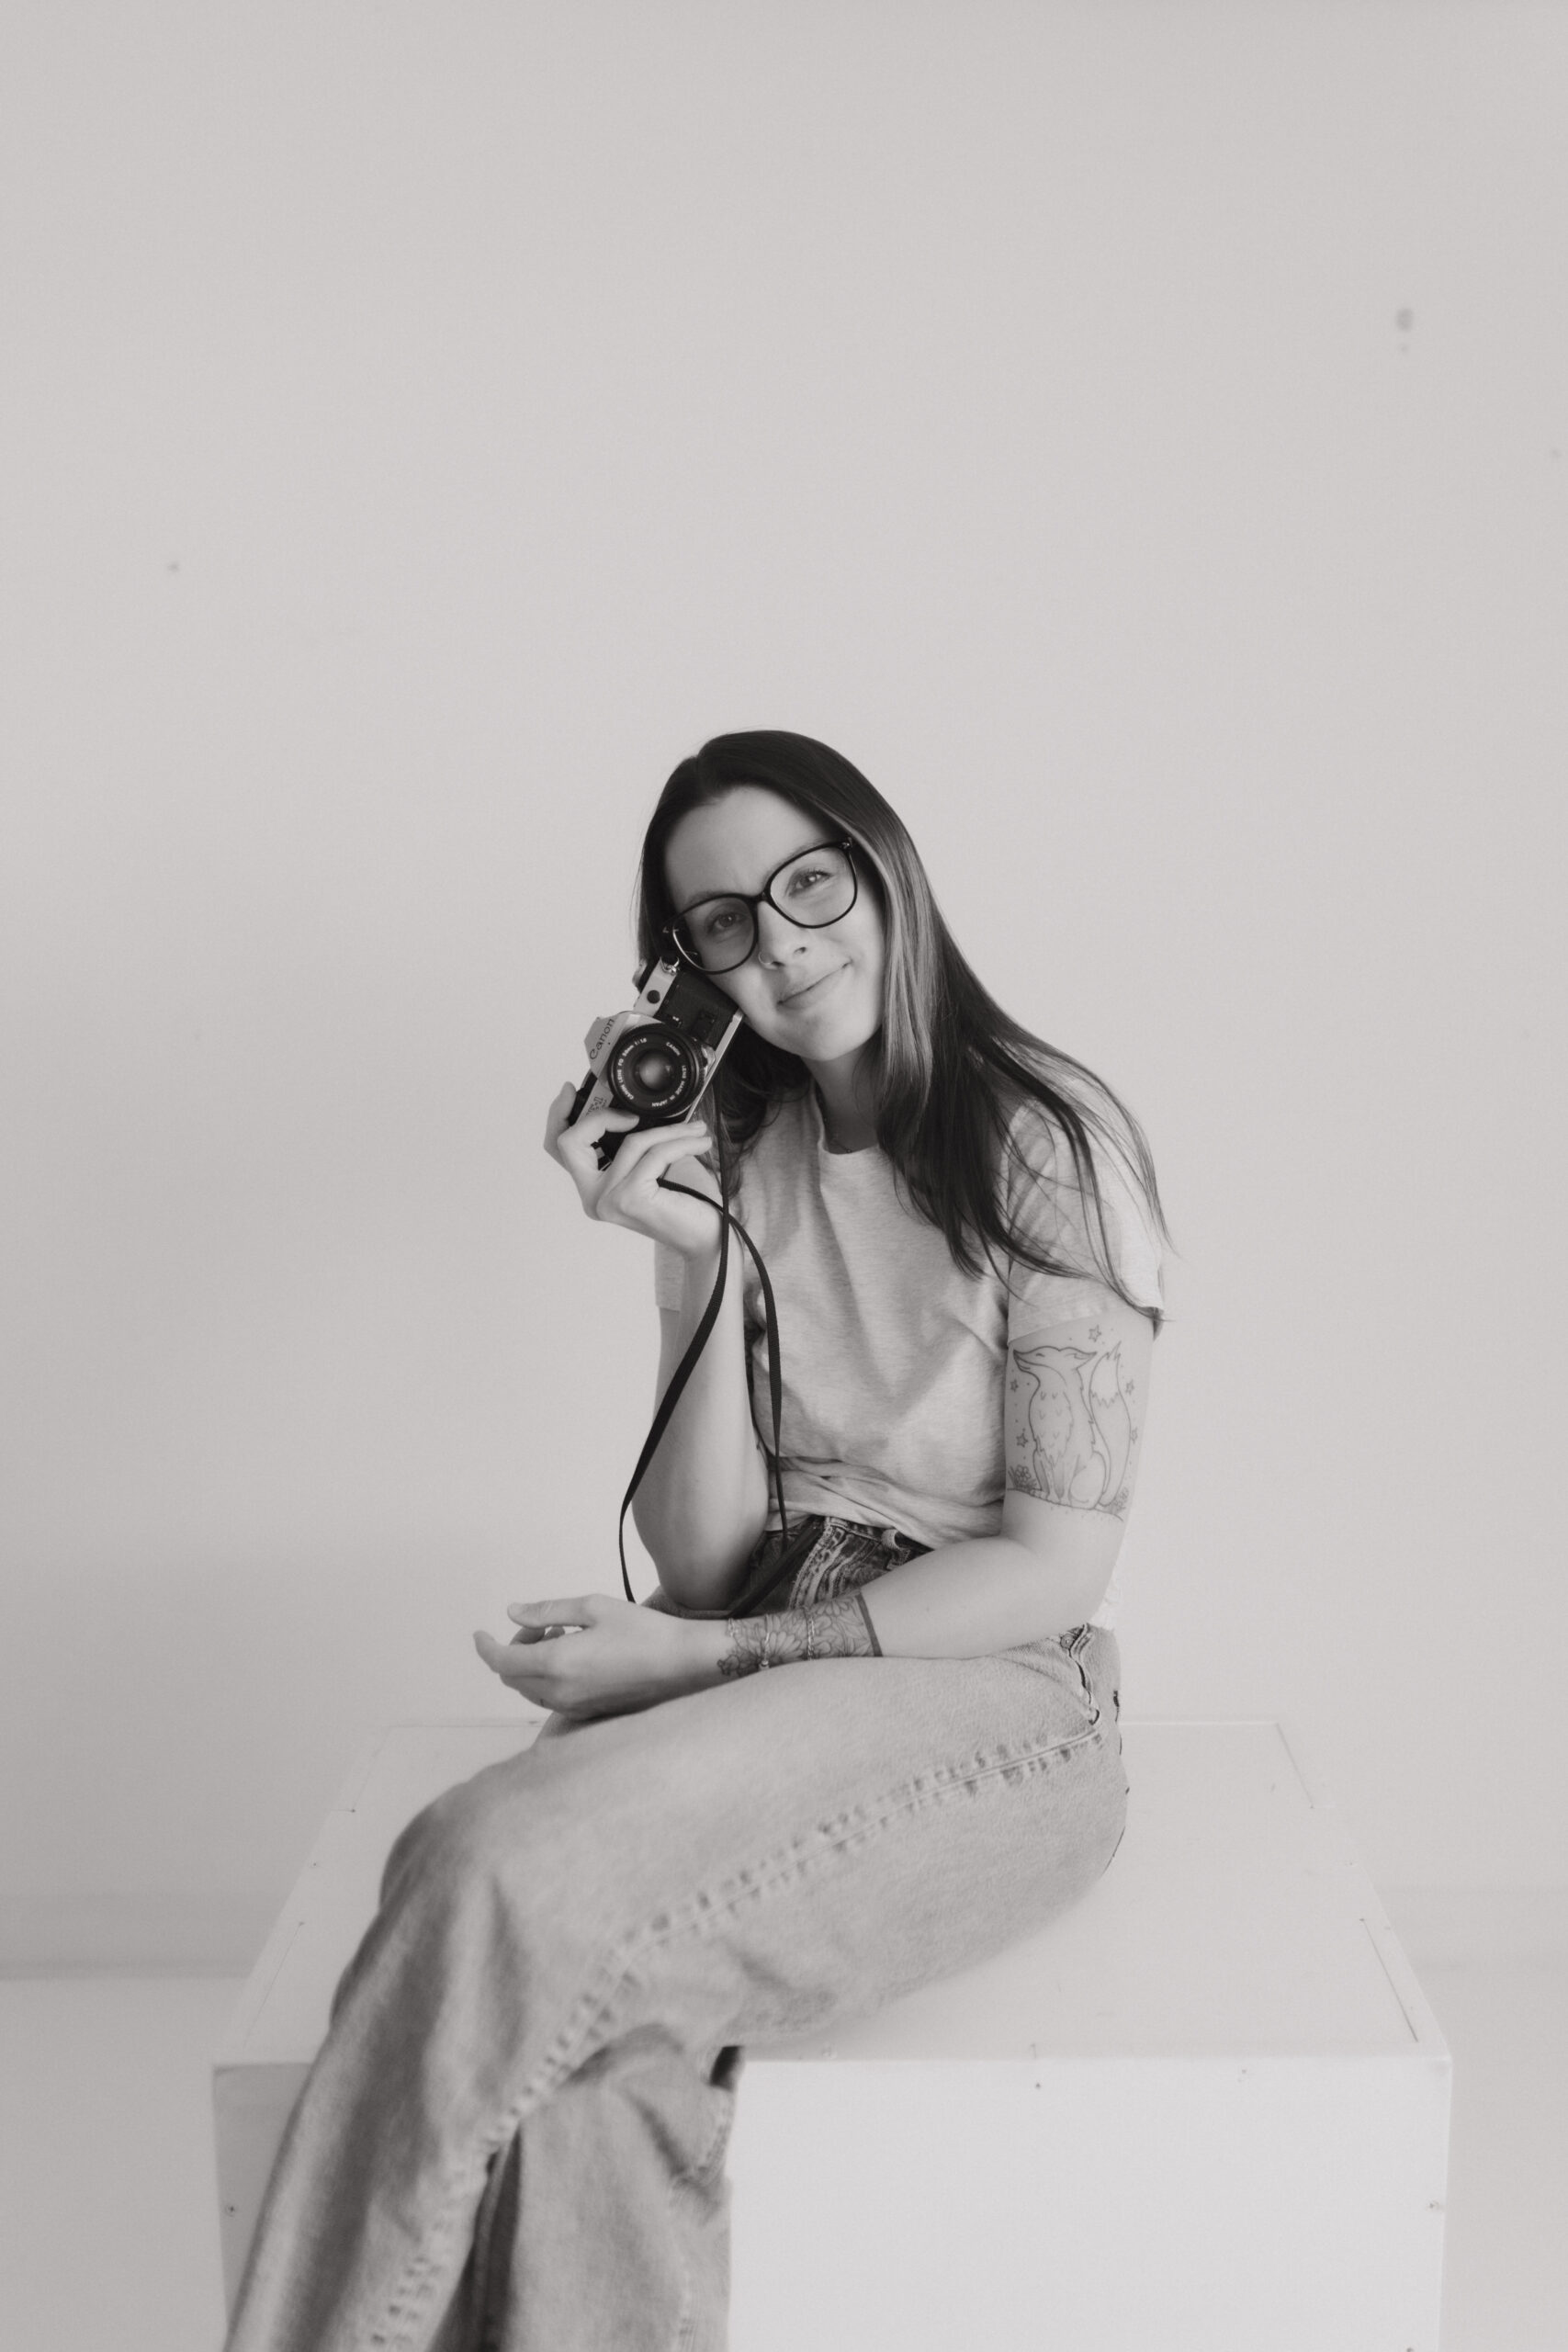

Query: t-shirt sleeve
1004;1109;1165;1339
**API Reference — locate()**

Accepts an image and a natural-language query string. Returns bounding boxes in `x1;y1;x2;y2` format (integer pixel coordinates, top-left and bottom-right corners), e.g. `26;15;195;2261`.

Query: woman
226;730;1167;2352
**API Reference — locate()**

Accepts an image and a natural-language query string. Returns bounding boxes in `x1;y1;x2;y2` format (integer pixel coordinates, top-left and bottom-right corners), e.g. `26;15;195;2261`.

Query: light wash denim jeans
225;1519;1128;2352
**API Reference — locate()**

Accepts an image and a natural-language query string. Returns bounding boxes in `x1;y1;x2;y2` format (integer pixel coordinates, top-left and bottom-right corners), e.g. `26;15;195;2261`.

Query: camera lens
606;1023;704;1119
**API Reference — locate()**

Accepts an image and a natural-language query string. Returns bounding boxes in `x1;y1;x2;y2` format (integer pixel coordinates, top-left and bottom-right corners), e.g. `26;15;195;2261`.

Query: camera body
569;953;743;1162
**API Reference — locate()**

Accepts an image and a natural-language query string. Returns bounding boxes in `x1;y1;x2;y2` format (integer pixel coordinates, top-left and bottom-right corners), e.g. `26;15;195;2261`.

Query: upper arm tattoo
1007;1321;1145;1519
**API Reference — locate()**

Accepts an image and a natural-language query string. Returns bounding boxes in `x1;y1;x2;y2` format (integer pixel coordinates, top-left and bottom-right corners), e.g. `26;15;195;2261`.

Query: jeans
225;1519;1128;2351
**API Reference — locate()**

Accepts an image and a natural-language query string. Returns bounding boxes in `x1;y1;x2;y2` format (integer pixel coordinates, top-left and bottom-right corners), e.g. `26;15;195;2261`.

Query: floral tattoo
716;1594;878;1678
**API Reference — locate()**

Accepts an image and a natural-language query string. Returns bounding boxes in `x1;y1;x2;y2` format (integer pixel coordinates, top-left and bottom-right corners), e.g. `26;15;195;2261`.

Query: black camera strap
615;1170;791;1622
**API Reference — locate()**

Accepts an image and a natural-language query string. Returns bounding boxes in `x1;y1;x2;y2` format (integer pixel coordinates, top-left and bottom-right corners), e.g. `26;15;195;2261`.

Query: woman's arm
545;1083;769;1611
703;1512;1120;1673
475;1513;1113;1714
629;1257;772;1607
474;1520;1107;1716
476;1302;1153;1714
634;1526;1105;1697
700;1296;1154;1668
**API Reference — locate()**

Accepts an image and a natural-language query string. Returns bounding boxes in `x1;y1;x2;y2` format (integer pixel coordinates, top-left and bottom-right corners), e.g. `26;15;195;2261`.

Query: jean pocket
786;1521;928;1610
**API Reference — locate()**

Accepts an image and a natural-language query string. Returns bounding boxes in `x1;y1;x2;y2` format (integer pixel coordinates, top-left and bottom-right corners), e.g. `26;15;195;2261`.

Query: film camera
568;953;743;1164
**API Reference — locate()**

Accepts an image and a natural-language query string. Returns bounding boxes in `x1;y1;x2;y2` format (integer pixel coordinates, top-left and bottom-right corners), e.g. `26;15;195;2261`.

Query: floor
0;1967;1562;2350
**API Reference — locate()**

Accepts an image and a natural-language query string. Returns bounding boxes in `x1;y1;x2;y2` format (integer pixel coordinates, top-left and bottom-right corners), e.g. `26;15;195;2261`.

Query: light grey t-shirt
653;1090;1163;1630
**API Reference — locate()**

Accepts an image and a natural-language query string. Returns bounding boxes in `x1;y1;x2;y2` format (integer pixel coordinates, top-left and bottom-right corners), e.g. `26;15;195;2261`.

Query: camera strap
615;1172;791;1622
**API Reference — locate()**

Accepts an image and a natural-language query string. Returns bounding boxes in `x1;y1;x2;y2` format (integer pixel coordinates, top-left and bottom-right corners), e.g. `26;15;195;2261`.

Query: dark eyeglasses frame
668;838;859;974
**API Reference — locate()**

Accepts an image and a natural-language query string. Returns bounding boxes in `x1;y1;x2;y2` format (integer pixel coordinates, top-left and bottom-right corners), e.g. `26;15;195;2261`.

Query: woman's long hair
637;730;1169;1327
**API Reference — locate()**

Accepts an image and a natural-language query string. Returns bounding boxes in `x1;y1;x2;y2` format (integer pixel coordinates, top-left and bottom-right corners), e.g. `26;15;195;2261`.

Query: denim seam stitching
364;2239;459;2352
364;1715;1108;2351
665;2064;742;2352
514;1716;1107;2118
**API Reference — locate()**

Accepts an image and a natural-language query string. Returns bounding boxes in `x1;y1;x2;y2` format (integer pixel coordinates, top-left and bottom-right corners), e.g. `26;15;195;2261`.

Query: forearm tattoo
1007;1325;1142;1519
716;1593;879;1678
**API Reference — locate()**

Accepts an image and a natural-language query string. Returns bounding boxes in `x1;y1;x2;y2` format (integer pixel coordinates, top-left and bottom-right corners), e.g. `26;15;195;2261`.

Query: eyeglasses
670;839;859;975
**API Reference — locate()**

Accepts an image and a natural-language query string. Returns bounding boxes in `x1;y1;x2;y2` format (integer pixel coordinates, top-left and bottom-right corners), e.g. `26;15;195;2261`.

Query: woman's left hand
472;1595;705;1720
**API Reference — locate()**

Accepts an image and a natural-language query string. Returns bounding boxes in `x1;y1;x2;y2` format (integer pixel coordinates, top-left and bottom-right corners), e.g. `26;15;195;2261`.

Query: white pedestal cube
213;1719;1450;2350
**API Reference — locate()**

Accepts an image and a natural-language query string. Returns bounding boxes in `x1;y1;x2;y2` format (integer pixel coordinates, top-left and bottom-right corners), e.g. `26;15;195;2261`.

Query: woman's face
663;786;886;1071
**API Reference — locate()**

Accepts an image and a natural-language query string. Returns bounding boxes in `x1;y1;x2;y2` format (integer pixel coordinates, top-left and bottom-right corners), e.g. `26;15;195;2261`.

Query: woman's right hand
545;1083;725;1260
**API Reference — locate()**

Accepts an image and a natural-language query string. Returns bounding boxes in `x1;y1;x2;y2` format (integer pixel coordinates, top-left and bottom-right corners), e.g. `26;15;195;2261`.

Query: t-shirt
653;1090;1164;1630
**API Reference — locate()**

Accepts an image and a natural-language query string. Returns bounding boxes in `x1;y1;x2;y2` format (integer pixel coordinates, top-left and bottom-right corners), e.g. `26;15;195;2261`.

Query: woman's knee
378;1755;541;1913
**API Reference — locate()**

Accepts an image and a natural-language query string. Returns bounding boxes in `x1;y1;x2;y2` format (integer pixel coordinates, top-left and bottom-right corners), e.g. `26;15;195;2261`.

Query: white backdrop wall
3;1;1564;1968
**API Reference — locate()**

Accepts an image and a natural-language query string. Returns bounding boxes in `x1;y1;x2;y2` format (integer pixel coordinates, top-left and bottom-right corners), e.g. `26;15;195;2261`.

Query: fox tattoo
1010;1340;1136;1516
